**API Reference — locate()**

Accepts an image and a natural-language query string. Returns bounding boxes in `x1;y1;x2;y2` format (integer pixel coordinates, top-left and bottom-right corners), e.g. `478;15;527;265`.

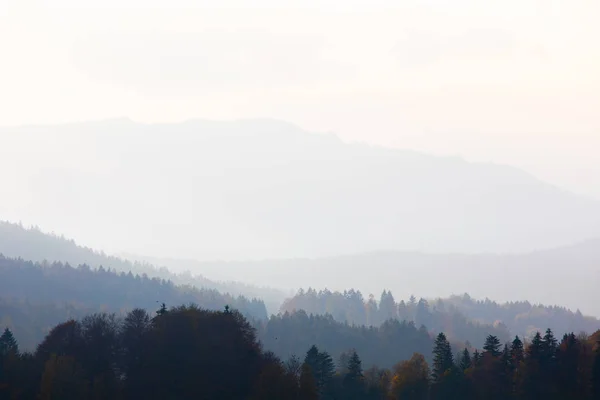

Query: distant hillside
279;289;511;347
181;239;600;317
1;118;599;260
0;221;286;313
0;255;267;350
279;289;599;342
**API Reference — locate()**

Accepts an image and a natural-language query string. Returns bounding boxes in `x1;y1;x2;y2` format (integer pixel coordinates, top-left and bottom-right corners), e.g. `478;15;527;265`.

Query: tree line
0;221;286;310
2;304;600;399
0;255;267;350
281;288;598;345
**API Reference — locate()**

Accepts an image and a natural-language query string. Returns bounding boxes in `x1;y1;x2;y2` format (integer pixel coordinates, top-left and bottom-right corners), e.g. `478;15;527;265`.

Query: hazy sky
1;0;599;197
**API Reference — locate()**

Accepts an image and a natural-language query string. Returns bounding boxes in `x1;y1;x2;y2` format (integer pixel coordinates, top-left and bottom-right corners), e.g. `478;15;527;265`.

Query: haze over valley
2;1;600;398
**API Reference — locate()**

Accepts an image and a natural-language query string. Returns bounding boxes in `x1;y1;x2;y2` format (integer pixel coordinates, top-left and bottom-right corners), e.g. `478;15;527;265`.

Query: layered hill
1;118;599;260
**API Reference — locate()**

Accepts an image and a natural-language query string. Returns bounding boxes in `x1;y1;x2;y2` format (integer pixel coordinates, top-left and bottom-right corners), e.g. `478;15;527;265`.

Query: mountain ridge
1;118;599;260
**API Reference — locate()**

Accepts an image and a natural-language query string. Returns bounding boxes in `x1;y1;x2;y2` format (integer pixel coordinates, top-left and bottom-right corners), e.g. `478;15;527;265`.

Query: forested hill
0;255;267;349
280;289;600;343
187;240;600;317
2;118;600;260
0;221;286;312
2;304;600;399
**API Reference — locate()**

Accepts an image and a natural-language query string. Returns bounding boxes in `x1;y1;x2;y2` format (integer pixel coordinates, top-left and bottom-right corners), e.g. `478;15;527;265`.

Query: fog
1;0;600;197
1;1;600;322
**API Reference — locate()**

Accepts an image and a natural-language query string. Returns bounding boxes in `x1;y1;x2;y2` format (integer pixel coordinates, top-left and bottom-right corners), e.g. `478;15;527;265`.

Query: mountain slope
163;239;600;317
0;221;287;313
1;118;599;260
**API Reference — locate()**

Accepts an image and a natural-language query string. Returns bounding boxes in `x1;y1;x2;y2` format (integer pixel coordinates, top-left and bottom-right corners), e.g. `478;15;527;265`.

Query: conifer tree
432;332;454;380
459;348;472;371
299;363;319;400
510;336;524;367
483;335;501;358
304;345;335;397
0;328;18;356
343;350;365;400
345;350;363;381
472;349;482;367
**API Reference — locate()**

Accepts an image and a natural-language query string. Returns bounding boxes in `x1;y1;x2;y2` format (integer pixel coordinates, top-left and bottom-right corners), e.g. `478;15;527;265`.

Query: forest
0;255;267;349
280;289;599;345
0;221;286;312
3;223;600;398
2;303;600;399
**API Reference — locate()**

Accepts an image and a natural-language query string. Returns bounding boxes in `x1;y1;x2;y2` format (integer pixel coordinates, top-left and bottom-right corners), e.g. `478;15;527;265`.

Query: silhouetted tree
459;348;472;371
432;332;454;380
483;335;502;358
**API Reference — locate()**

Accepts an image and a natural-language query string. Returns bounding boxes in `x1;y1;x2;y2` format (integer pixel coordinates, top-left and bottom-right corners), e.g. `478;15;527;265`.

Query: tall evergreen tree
459;348;472;371
299;363;319;400
432;332;454;380
483;335;501;358
304;345;335;398
510;336;524;367
0;328;18;356
345;350;363;381
556;333;581;399
472;350;482;367
343;350;365;400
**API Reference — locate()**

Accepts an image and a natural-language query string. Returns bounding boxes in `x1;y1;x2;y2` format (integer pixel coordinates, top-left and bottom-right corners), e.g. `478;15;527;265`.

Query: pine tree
345;350;363;381
528;332;544;359
501;344;511;370
483;335;502;358
343;350;365;400
557;333;581;399
304;345;335;397
432;332;454;380
539;329;559;398
542;328;558;364
510;336;524;367
472;349;482;367
523;332;544;399
299;363;318;400
459;348;472;371
0;328;18;356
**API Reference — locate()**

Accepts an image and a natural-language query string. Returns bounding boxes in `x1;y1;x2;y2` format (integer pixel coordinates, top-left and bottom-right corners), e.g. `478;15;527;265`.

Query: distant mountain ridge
0;221;286;313
1;118;599;260
167;238;600;317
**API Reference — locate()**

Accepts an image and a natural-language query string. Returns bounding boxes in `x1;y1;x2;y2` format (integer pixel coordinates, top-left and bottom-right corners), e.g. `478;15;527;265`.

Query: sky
1;0;599;197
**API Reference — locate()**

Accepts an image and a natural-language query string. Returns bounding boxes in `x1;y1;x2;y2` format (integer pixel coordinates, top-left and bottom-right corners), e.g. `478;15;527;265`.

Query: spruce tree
501;344;511;370
345;350;363;381
459;348;472;371
343;350;365;400
432;332;454;380
472;349;482;367
510;336;524;367
304;345;335;397
542;328;558;365
299;363;319;400
0;328;18;356
483;335;502;357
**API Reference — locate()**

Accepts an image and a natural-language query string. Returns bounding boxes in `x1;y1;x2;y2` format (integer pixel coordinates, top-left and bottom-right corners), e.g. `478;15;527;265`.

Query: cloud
392;28;518;68
71;30;356;95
